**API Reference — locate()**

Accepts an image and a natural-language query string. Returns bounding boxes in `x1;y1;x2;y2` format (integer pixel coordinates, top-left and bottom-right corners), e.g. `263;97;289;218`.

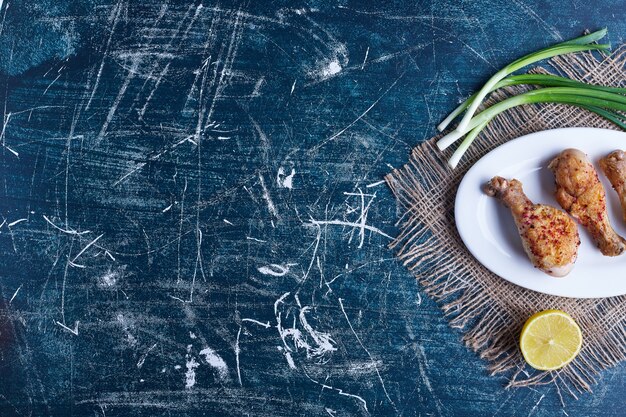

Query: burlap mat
385;46;626;399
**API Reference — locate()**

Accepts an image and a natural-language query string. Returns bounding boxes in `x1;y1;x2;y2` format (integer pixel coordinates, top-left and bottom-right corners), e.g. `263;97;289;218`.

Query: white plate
455;127;626;298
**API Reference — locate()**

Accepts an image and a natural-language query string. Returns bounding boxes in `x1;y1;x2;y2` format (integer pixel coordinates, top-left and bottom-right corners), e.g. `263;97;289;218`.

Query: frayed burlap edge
385;46;626;400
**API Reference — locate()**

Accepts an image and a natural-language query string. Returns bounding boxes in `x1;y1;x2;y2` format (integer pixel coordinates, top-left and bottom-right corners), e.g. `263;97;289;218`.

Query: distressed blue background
0;1;625;416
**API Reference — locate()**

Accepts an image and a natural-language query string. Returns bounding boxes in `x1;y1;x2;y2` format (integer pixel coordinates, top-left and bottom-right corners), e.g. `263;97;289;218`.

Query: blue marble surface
0;1;625;416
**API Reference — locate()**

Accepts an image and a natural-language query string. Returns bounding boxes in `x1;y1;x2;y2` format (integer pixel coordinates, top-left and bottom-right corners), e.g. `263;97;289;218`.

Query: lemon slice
519;309;582;371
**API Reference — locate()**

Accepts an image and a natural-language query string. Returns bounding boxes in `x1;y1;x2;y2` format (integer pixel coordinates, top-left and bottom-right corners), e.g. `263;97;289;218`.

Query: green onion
559;28;610;46
437;74;626;132
438;28;610;133
441;87;626;168
447;118;492;169
579;105;626;130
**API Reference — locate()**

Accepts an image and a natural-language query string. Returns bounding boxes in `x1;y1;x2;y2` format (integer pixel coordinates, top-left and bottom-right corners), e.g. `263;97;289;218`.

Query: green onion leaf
579;105;626;130
447;118;492;169
436;73;626;132
559;28;608;46
438;29;610;133
439;87;626;167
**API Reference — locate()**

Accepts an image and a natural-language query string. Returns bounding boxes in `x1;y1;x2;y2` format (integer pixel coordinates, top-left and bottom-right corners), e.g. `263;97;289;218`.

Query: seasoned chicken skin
599;150;626;222
484;176;579;277
549;148;626;256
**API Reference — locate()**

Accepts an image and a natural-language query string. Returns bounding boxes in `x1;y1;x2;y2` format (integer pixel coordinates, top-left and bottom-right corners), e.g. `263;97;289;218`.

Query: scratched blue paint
0;1;625;416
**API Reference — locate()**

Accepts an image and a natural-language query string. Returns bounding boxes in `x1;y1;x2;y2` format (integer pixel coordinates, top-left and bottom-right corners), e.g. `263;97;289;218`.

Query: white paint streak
241;318;271;328
112;162;147;187
137;343;158;368
246;236;267;243
234;316;273;385
0;112;18;157
258;173;280;219
275;292;337;362
529;394;545;415
361;47;369;70
366;180;385;188
96;59;139;143
199;346;229;380
185;356;199;389
299;306;337;358
257;264;290;276
9;284;22;303
43;73;62;95
277;167;295;189
252;76;265;96
322;60;342;77
71;233;104;265
307;219;392;241
284;350;297;369
55;320;79;336
99;268;123;288
4;146;18;157
7;218;27;227
43;215;91;235
234;325;245;388
302;369;368;413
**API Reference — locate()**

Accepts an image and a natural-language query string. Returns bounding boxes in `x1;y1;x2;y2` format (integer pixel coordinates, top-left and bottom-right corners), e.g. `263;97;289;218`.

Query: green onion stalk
438;28;610;135
438;73;626;134
444;87;626;168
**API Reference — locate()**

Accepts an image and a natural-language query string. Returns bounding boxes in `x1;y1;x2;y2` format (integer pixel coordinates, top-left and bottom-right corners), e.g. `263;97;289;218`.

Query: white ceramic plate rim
455;127;626;298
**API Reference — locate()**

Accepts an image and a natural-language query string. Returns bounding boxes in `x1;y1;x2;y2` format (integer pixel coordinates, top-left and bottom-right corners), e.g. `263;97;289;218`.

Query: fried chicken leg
484;176;579;277
599;150;626;223
549;148;626;256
